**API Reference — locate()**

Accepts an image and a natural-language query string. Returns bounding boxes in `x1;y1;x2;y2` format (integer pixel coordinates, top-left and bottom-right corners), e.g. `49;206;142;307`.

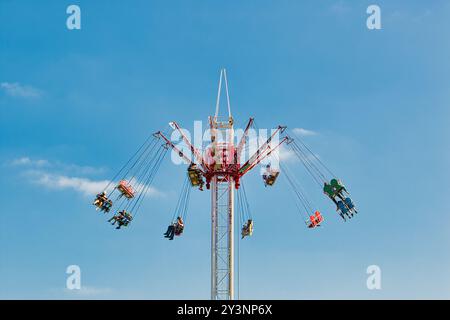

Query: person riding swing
324;179;355;214
108;211;123;226
93;191;108;209
108;210;132;229
241;219;253;239
164;216;184;240
101;199;113;213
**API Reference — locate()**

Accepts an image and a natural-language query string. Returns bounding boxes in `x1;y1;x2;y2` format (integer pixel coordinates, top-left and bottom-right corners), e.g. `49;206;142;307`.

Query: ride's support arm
239;125;286;175
234;117;254;164
169;121;208;171
154;131;198;169
240;136;289;175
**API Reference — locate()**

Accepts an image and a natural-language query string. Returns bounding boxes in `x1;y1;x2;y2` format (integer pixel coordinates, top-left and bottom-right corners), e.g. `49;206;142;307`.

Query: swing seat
117;180;135;199
93;194;108;209
93;199;104;208
101;201;112;212
187;165;203;187
344;197;355;210
307;211;324;228
329;179;347;198
102;199;112;207
174;225;184;236
263;168;280;186
119;213;133;226
337;200;349;215
188;172;201;186
241;220;254;238
242;228;253;238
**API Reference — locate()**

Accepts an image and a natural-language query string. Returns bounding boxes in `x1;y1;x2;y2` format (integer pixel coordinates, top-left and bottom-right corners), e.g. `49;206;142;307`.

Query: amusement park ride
92;69;358;300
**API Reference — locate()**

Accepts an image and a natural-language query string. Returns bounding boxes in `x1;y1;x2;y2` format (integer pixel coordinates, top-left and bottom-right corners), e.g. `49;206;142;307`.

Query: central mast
210;69;235;300
156;69;289;299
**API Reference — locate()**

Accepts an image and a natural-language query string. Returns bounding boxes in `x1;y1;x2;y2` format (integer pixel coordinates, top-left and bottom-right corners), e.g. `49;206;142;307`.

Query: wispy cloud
1;82;42;99
28;171;111;197
27;170;163;198
260;145;298;174
264;141;321;169
9;156;105;175
278;145;297;162
9;156;164;198
11;157;49;167
292;128;317;137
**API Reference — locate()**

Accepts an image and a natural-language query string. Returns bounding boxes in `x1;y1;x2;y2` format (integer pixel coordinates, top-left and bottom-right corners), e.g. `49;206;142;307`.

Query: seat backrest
345;197;353;206
337;201;347;212
324;184;335;196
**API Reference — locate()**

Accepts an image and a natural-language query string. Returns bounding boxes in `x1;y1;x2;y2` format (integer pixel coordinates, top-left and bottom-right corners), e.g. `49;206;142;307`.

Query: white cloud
292;128;317;137
11;157;49;167
259;145;298;173
29;171;111;196
9;156;105;175
1;82;42;98
132;181;165;198
264;142;320;168
11;156;164;198
27;170;163;198
278;145;297;162
59;163;105;175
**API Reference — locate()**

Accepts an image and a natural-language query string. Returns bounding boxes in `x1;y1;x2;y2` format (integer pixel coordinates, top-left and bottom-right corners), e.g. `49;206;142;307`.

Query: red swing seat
307;211;324;228
117;180;135;199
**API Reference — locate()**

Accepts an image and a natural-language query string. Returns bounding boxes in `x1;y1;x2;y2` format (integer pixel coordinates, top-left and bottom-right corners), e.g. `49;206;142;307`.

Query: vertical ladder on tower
211;68;235;300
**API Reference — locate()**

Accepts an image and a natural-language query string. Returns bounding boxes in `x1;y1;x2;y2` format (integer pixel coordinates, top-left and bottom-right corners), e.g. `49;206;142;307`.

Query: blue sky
1;0;450;299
